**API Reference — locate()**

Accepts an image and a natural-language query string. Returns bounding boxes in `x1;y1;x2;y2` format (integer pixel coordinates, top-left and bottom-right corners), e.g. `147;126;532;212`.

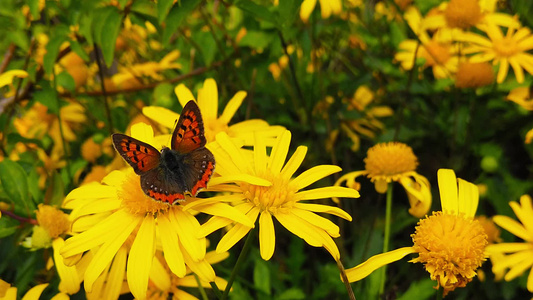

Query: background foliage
0;0;533;299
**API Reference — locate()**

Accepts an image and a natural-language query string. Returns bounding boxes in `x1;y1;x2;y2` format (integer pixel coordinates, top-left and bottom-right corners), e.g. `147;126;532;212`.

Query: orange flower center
444;0;483;29
364;142;418;182
241;172;296;214
493;37;519;58
421;41;450;66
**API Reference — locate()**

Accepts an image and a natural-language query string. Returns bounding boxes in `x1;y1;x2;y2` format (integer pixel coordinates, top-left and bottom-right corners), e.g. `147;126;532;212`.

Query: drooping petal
127;216;156;300
182;245;216;282
0;70;28;87
219;91;247;124
53;238;80;294
290;208;340;237
158;213;186;277
345;247;416;282
291;165;342;190
216;207;260;253
259;211;276;260
293;203;352;221
198;216;234;237
438;169;458;214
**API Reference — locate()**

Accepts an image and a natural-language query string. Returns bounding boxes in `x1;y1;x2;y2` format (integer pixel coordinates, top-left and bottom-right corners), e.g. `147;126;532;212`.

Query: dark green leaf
0;159;33;213
235;0;277;25
47;172;65;207
157;0;174;24
6;133;43;149
253;258;271;295
100;7;123;67
27;0;40;19
278;288;305;300
8;31;29;51
162;0;202;45
278;0;302;28
56;71;76;92
397;279;435;300
33;82;59;114
69;39;90;61
0;217;18;239
27;168;41;205
92;6;117;46
238;30;275;50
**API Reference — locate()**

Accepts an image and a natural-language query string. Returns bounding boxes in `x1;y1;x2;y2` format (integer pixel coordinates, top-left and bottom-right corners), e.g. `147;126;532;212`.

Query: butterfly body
112;101;215;204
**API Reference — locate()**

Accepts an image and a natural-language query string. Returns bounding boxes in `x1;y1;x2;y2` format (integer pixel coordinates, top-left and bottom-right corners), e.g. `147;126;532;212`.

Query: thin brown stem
1;209;38;225
337;259;357;300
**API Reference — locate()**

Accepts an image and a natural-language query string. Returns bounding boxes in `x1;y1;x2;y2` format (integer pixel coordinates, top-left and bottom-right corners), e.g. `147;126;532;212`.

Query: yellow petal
290;208;340;237
280;146;307;180
215;132;253;174
192;202;255;228
457;178;479;218
171;208;205;261
253;132;267;175
127;216;156;300
493;216;531;241
199;216;233;237
294;186;360;201
300;0;317;22
198;78;218;122
438;169;458;214
268;130;291;175
61;210;138;258
513;195;533;236
158;213;186;277
174;83;196;108
21;284;48;300
0;70;28;87
219;91;247;124
259;211;276;260
208;174;272;187
102;246;127;300
82;213;139;291
345;247;416;282
399;175;432;218
130;123;155;146
182;246;216;282
148;257;171;292
293;203;352;221
217;223;253;253
53;238;80;294
291;165;342;190
486;242;533;254
142;106;179;129
50;293;69;300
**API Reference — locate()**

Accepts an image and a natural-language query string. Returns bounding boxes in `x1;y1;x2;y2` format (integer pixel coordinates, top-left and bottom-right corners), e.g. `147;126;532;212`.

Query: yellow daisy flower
200;130;359;260
143;78;285;146
0;279;68;300
345;169;487;297
335;142;431;218
459;22;533;83
486;195;533;293
507;86;533;110
300;0;342;23
60;123;253;300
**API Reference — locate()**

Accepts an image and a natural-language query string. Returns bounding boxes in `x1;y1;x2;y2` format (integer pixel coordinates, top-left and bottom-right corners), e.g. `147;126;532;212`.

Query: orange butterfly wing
112;134;160;174
171;101;207;153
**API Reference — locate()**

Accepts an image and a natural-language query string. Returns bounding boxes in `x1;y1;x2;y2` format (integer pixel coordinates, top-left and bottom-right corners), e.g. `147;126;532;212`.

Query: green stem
379;183;393;296
221;228;256;300
209;281;223;299
193;273;209;300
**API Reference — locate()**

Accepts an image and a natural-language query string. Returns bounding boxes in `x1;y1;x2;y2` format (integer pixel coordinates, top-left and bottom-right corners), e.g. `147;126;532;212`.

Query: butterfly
112;100;215;204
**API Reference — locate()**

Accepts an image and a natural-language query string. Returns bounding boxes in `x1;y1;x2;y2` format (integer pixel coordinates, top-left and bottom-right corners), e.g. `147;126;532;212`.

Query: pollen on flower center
410;211;488;295
118;171;170;215
422;42;450;66
493;37;518;57
364;142;418;182
444;0;483;29
35;204;70;238
242;173;297;214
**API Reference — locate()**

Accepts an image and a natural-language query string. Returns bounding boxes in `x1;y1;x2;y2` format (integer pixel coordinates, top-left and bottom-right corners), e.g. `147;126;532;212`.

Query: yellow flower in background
454;61;495;88
60;123;253;300
507;86;533;110
423;0;518;31
143;78;285;146
346;169;486;297
486;195;533;293
146;251;229;299
0;279;68;300
339;86;393;151
335;142;431;217
200;130;359;261
300;0;342;22
0;70;28;98
459;22;533;83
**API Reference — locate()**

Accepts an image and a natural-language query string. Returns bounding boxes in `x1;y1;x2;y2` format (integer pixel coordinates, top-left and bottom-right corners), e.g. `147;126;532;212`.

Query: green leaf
278;288;305;300
6;133;43;149
33;82;59;114
278;0;302;28
397;278;435;300
43;25;69;75
157;0;174;24
100;7;123;67
162;0;202;45
153;83;174;108
27;168;41;205
0;159;33;213
56;71;76;92
8;30;30;51
235;0;277;25
238;30;275;50
0;217;18;239
47;172;65;207
27;0;41;19
253;258;271;295
69;39;90;61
